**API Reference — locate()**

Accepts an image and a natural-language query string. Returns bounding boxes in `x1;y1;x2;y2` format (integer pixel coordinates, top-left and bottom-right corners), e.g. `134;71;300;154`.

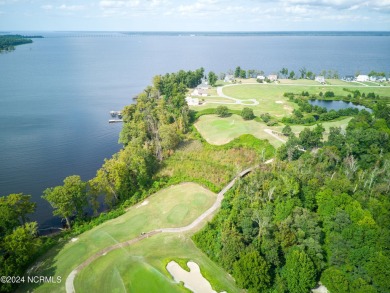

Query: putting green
18;183;232;293
75;233;239;293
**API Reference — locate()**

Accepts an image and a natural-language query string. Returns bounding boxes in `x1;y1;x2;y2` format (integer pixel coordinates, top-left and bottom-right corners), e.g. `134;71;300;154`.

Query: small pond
309;100;372;112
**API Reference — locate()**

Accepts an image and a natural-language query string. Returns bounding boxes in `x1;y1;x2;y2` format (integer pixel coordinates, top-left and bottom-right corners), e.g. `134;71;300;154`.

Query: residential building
356;75;369;82
256;75;265;81
185;97;200;106
315;76;325;83
267;74;278;81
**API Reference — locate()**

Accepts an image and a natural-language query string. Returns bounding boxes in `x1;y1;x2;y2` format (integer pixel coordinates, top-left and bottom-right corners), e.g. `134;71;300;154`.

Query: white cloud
41;4;53;10
148;0;169;7
280;0;390;12
59;4;85;11
284;5;309;14
99;0;140;9
178;2;204;15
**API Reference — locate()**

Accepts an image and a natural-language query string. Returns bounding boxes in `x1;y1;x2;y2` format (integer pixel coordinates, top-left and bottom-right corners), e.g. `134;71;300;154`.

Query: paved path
264;129;287;143
203;82;388;106
65;162;274;293
210;85;259;105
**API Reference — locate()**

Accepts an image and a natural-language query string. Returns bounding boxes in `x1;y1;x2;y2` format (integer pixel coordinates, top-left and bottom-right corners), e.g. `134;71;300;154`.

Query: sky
0;0;389;31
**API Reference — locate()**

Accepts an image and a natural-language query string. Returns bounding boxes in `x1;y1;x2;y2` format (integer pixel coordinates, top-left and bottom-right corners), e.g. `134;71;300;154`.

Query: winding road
203;85;259;106
65;160;273;293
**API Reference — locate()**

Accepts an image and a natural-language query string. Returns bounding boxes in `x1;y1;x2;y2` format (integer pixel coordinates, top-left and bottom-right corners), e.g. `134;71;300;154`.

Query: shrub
324;91;335;98
260;113;271;123
241;107;255;120
216;105;230;117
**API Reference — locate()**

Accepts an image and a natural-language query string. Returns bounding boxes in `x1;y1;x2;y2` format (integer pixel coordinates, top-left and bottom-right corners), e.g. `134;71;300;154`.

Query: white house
267;74;278;81
224;74;234;83
257;75;265;81
198;80;209;90
356;75;369;82
185;97;200;106
315;76;325;83
378;77;387;82
343;75;355;82
192;88;208;97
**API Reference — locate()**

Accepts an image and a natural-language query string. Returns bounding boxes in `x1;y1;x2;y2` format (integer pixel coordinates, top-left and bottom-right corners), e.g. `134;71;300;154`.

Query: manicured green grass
17;183;222;293
199;96;234;103
279;78;319;85
359;81;377;86
75;233;240;293
195;114;352;148
192;83;390;118
195;114;284;147
325;79;351;86
276;117;353;139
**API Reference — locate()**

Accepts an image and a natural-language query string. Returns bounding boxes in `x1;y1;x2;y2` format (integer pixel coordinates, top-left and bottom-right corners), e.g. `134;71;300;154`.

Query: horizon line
1;30;390;33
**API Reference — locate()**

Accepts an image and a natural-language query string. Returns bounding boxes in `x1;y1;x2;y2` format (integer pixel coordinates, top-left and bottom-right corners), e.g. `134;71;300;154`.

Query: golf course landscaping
15;76;390;293
194;80;390;117
191;80;389;148
18;183;240;293
195;114;352;148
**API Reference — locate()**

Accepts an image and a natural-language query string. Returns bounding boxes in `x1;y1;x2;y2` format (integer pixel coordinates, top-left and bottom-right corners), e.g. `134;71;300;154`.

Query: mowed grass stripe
75;233;240;293
195;114;352;148
17;183;218;293
195;114;284;147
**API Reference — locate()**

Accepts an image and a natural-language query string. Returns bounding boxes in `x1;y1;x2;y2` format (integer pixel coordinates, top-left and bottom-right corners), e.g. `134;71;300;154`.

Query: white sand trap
312;283;328;293
136;200;149;208
70;238;78;242
166;261;219;293
275;100;284;104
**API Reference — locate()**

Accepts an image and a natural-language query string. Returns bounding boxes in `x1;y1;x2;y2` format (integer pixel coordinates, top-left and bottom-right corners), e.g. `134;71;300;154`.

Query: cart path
214;85;259;105
65;160;273;293
264;129;287;143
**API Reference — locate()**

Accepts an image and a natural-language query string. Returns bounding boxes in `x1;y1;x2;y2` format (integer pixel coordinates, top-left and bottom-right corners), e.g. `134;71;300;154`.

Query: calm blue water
309;100;372;112
1;32;389;228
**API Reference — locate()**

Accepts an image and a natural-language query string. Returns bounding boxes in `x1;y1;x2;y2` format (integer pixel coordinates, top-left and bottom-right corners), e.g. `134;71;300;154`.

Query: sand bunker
166;261;219;293
275;100;284;104
312;283;328;293
70;238;78;242
136;200;149;208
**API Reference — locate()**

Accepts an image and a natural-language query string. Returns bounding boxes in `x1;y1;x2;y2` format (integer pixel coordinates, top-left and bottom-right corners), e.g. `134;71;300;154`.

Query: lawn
194;114;353;148
192;83;390;118
278;78;319;85
325;79;352;86
18;183;236;293
195;114;284;148
278;117;353;140
75;232;239;293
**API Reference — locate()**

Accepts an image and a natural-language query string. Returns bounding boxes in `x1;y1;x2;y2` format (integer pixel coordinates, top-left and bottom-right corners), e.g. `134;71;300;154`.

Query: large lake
1;32;389;228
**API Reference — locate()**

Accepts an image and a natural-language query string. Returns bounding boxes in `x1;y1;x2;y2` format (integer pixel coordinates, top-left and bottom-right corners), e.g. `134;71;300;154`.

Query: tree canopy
42;175;87;229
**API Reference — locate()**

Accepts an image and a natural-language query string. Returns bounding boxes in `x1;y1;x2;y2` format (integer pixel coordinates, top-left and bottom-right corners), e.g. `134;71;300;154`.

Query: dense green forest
193;104;390;292
0;35;34;52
